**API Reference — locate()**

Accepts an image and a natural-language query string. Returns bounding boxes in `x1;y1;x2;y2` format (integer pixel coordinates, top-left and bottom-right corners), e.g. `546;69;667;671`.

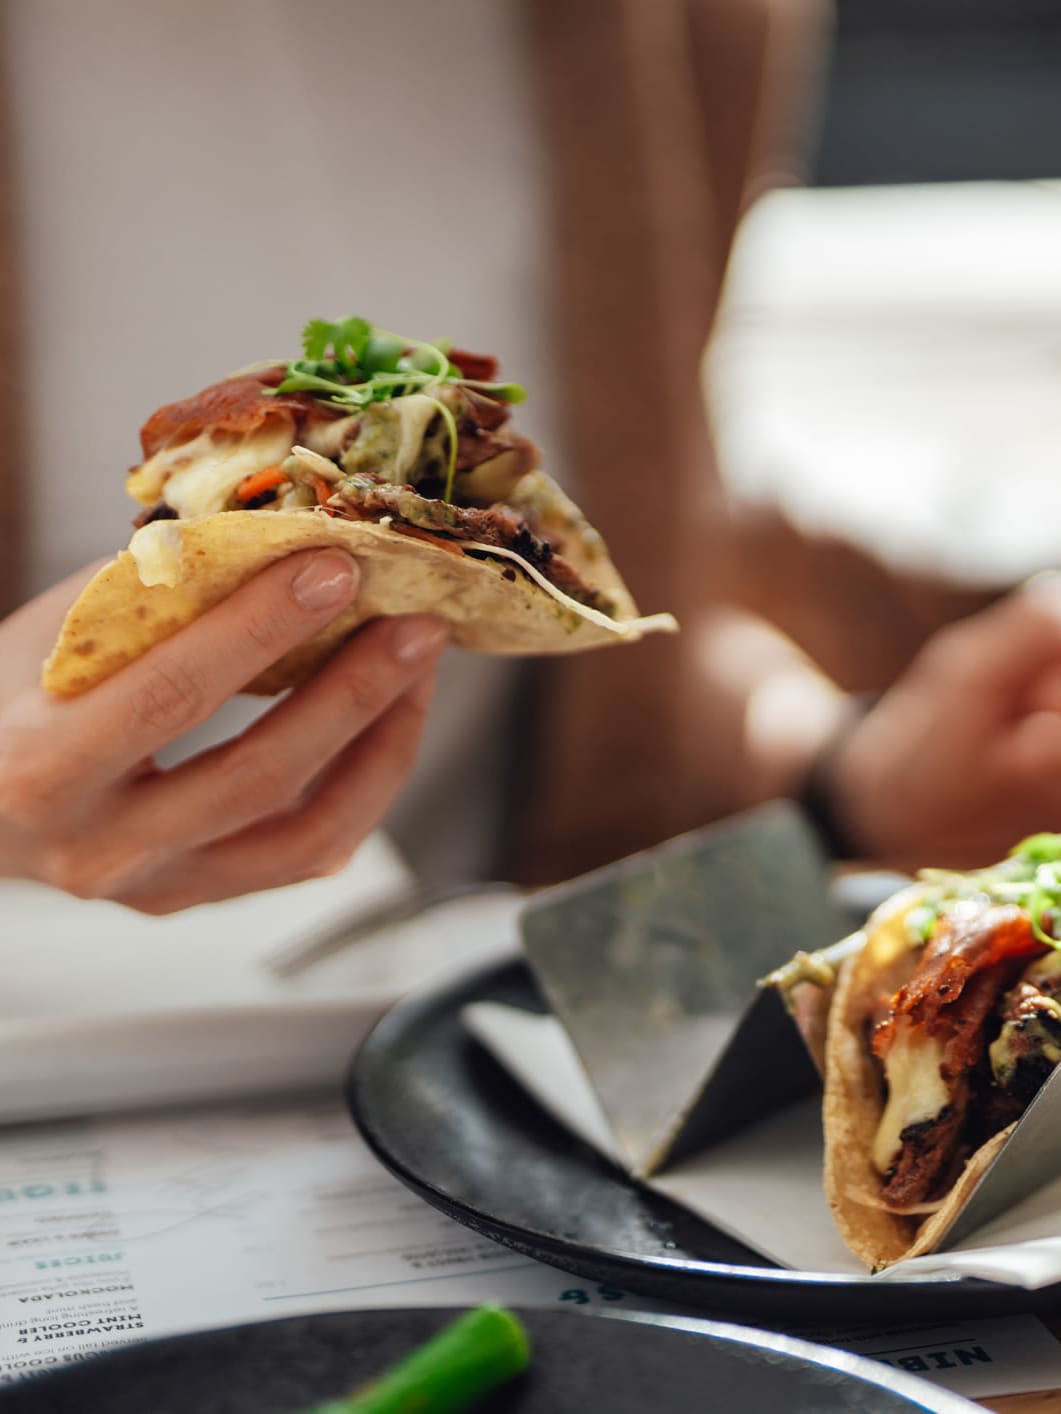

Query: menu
0;1095;1059;1403
0;1094;563;1383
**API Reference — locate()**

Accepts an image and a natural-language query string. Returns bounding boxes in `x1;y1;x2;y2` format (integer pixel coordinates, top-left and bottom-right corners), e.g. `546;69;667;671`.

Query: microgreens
268;317;526;503
911;833;1061;949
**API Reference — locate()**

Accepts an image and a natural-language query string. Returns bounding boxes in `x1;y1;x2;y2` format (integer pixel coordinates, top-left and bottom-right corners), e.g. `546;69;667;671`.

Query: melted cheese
299;415;360;460
872;1022;948;1175
288;445;342;484
126;425;294;515
129;520;184;588
393;394;443;480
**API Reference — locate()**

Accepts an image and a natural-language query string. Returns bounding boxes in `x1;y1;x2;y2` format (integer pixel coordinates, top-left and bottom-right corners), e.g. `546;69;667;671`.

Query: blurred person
7;549;1061;910
508;0;1061;880
2;0;1060;916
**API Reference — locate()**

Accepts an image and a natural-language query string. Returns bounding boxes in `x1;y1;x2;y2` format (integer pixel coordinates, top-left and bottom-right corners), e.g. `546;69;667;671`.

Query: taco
770;834;1061;1269
43;317;676;696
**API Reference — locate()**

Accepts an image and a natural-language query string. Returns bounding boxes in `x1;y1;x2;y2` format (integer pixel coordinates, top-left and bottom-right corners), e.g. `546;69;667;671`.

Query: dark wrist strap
796;694;880;861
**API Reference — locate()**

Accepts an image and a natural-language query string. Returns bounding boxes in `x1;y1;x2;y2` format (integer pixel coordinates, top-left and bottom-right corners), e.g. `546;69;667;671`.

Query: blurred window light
708;182;1061;587
708;3;1061;590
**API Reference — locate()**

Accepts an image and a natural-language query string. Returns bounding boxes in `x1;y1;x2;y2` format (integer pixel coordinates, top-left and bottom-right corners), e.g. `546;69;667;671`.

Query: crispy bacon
874;906;1042;1059
874;905;1048;1207
938;963;1017;1085
138;367;340;459
882;962;1014;1206
446;348;499;382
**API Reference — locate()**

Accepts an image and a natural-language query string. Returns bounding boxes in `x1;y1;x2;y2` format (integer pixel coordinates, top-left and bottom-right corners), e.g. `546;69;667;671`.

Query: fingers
1025;661;1061;717
0;553;449;913
35;549;362;789
829;577;1061;869
119;614;447;853
925;579;1061;704
116;670;439;914
994;709;1061;790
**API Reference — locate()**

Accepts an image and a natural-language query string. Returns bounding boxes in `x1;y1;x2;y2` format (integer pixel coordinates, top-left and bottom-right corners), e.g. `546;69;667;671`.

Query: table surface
4;868;1060;1409
980;1309;1061;1411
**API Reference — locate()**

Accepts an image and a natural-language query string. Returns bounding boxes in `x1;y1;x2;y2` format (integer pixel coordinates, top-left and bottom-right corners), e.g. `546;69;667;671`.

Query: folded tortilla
822;889;1016;1270
42;329;677;697
765;838;1061;1270
818;851;1061;1270
43;477;675;697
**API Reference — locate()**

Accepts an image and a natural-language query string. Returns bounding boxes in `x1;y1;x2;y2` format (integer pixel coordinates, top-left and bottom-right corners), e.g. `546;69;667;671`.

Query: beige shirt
7;0;554;881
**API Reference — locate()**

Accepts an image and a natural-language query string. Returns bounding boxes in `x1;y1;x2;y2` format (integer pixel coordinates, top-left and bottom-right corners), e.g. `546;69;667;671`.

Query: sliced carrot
311;475;339;514
234;465;289;503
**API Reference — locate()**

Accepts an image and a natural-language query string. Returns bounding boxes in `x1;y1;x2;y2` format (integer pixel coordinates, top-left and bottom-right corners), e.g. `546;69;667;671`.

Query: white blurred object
0;835;521;1122
264;880;517;977
709;181;1061;586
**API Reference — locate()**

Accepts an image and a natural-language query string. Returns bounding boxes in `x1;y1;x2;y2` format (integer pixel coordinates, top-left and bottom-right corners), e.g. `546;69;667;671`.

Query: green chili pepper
301;1306;531;1414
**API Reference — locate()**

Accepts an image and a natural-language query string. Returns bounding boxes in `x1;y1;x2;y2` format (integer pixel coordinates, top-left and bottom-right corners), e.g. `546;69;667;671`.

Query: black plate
0;1307;977;1412
348;956;1061;1325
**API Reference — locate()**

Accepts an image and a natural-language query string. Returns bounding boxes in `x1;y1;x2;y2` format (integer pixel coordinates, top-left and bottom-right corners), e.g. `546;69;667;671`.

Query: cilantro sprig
913;832;1061;949
269;317;526;502
290;317;448;393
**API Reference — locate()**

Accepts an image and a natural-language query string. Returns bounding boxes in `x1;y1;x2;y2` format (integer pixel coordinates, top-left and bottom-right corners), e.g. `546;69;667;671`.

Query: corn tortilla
43;506;677;697
823;889;1017;1269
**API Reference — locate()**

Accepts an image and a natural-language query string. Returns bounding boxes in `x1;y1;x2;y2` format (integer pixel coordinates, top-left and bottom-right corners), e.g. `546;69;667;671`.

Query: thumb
1027;661;1061;716
934;577;1061;703
993;707;1061;791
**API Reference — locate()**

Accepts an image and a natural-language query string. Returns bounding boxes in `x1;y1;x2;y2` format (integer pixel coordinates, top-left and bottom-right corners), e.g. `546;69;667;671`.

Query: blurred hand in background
828;576;1061;870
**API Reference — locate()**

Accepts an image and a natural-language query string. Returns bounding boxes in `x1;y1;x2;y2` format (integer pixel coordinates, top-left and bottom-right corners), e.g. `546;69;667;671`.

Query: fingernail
292;552;359;611
389;615;448;663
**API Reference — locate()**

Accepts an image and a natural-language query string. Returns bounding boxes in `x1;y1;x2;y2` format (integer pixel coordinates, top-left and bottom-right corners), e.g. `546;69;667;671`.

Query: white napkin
465;1002;1061;1288
0;832;408;1016
0;836;520;1122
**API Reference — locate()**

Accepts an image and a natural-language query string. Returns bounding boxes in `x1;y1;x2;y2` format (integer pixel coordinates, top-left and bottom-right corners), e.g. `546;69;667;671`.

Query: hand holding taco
43;317;676;697
0;551;444;912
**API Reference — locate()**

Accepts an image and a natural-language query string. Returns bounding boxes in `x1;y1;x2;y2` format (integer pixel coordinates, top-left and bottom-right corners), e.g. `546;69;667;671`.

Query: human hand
826;577;1061;870
0;551;446;912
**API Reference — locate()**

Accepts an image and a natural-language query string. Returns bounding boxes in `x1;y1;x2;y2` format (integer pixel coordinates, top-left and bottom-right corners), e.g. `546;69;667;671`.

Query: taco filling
863;837;1061;1211
127;320;616;616
43;317;676;700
